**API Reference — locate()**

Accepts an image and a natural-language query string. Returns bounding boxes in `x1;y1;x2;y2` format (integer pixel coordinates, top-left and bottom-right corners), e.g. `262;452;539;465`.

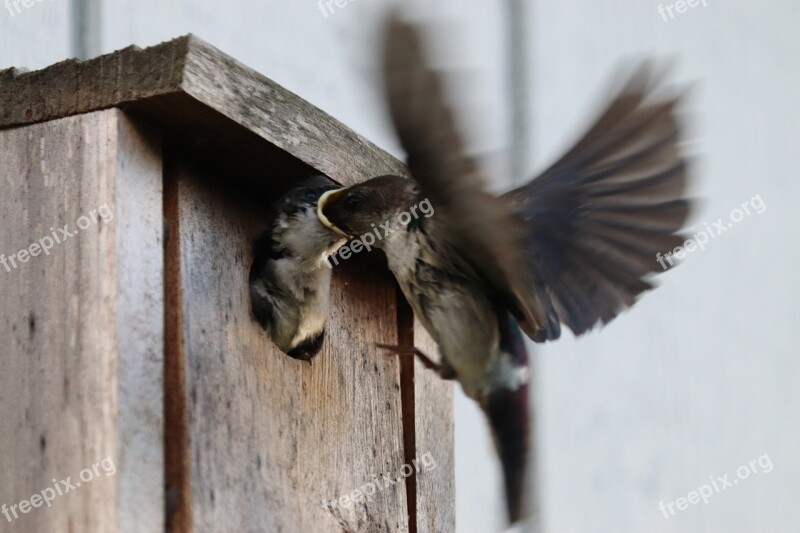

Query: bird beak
317;189;351;238
484;384;530;524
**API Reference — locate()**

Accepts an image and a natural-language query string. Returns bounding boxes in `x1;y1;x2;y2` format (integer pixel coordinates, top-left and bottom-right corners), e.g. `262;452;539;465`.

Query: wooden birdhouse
0;35;453;533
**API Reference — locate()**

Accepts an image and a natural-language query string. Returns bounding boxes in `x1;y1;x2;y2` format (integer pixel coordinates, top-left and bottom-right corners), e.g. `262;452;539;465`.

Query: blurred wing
383;15;549;329
503;62;693;341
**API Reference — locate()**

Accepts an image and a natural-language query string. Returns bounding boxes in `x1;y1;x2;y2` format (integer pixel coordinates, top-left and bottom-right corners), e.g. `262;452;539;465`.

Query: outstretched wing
383;15;692;343
503;63;693;341
382;15;548;331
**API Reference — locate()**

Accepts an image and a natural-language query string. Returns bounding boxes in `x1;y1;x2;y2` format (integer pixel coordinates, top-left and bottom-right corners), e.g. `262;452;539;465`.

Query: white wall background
2;1;798;533
0;0;72;68
528;2;800;533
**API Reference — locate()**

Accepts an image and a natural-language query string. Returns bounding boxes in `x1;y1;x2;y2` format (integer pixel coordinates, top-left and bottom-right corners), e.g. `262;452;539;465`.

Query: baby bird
249;175;346;361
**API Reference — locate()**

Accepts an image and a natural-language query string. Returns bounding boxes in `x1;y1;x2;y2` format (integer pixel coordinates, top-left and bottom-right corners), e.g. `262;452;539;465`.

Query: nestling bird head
270;175;348;262
275;175;341;219
317;175;420;243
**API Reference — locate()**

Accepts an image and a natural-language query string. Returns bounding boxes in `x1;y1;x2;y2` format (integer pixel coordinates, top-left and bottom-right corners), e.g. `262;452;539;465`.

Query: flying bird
318;16;692;524
250;175;346;361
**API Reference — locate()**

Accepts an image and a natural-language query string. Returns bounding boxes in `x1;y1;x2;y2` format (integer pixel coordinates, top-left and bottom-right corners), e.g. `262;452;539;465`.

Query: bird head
317;175;418;241
277;175;341;216
272;175;348;254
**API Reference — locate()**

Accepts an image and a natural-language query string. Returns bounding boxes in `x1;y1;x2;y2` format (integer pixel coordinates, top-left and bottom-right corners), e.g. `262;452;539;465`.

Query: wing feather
383;15;694;342
503;63;693;340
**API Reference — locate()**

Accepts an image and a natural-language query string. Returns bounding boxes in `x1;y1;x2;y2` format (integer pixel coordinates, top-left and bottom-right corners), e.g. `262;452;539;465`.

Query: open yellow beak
317;189;351;238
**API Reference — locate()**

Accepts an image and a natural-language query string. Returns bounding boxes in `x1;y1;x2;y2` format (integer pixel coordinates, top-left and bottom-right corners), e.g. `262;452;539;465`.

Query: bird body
379;194;528;400
386;212;532;520
318;15;693;525
320;176;532;518
250;176;346;361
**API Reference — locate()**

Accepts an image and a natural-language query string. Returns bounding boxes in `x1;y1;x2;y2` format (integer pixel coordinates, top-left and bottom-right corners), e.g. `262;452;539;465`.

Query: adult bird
318;16;692;523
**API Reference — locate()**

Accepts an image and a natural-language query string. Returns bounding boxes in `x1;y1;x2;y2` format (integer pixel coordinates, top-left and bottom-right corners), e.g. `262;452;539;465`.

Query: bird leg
376;343;456;379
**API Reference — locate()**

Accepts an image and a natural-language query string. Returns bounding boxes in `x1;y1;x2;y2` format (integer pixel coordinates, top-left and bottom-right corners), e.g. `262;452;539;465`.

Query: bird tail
482;314;531;524
484;382;530;524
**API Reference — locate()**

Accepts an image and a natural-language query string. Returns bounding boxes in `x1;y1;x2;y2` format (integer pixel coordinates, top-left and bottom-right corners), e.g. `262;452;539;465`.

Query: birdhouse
0;35;453;533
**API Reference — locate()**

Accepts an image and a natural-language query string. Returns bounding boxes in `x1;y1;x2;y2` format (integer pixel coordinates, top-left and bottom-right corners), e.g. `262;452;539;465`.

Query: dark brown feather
382;16;547;332
383;17;693;341
503;63;693;339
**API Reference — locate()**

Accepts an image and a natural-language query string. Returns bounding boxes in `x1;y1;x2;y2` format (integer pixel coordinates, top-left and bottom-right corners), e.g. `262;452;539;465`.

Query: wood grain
0;109;163;532
0;35;407;189
397;294;455;533
411;320;455;533
0;33;453;531
167;158;416;532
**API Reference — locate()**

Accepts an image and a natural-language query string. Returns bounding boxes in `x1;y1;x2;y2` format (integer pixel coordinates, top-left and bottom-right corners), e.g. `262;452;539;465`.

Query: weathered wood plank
0;109;163;533
0;35;407;188
0;33;454;530
397;296;456;533
411;321;455;533
113;112;165;533
166;158;415;532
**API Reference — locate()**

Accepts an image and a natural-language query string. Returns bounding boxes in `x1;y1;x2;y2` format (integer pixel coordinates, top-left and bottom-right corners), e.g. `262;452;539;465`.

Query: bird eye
304;190;320;201
344;195;361;210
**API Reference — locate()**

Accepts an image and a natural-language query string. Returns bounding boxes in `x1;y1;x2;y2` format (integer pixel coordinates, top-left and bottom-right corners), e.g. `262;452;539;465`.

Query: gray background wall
529;3;800;533
2;1;797;532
